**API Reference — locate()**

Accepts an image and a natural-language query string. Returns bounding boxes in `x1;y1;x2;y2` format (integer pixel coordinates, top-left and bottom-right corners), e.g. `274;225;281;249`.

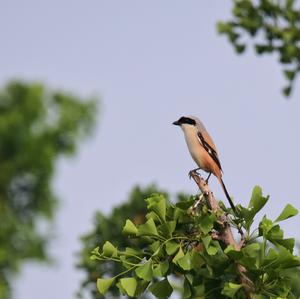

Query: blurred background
0;1;300;299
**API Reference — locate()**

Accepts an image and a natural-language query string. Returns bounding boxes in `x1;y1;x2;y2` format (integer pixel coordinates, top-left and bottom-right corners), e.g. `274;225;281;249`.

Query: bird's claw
188;168;200;179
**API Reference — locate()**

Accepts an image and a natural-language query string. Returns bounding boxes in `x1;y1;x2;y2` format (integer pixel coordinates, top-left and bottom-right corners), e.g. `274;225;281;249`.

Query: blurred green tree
218;0;300;96
0;80;97;299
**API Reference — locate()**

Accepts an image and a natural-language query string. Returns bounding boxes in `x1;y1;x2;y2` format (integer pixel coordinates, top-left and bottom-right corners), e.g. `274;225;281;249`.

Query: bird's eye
185;118;196;125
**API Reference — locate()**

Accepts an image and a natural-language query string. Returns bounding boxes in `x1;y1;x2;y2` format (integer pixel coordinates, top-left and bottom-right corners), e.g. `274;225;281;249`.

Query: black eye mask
178;117;196;125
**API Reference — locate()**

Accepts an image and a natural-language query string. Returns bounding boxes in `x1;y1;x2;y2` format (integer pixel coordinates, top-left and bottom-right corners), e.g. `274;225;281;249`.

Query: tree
217;0;300;96
0;80;97;299
90;173;300;299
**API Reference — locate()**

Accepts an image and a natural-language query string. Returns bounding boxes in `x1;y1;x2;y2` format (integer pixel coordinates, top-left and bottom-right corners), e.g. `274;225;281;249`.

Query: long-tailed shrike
173;116;236;212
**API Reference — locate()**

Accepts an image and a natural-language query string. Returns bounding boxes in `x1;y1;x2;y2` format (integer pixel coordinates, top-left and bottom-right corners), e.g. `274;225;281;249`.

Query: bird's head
172;116;196;127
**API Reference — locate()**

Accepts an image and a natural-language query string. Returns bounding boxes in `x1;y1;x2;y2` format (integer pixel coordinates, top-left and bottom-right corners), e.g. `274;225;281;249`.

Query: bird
172;115;236;213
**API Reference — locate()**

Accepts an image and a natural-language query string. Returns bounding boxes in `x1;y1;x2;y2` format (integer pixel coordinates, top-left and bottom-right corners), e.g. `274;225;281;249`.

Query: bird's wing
197;130;222;171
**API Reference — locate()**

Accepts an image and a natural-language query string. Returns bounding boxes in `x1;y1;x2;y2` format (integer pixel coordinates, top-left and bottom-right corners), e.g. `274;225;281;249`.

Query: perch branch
189;170;253;299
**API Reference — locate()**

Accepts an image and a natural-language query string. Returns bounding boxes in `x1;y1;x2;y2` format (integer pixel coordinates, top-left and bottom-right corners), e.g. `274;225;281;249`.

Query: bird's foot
188;168;201;179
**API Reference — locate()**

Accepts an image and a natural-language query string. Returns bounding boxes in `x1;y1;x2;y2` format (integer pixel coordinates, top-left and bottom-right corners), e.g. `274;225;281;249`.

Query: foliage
217;0;300;96
0;80;97;299
77;185;183;298
91;186;300;298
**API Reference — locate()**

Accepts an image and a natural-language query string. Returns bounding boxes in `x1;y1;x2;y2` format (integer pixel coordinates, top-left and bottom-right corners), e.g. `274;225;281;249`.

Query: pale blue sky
1;1;300;299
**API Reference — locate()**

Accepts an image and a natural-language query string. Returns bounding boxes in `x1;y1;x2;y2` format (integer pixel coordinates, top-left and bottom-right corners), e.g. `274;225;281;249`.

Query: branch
189;171;254;299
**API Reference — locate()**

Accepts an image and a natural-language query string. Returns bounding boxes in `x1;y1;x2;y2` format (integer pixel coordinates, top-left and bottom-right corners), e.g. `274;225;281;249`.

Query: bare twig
189;170;253;299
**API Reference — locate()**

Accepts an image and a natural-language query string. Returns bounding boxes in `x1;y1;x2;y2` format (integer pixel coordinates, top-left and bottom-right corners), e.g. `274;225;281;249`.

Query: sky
1;1;300;299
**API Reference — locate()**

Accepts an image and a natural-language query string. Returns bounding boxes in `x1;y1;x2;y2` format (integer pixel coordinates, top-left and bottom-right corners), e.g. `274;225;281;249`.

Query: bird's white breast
181;124;204;168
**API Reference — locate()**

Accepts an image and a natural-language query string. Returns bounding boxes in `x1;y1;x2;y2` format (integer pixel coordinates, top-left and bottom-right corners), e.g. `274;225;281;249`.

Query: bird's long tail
218;177;237;214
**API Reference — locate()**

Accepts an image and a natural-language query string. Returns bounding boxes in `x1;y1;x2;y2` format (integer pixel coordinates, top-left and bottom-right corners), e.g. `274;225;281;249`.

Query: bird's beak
172;120;180;126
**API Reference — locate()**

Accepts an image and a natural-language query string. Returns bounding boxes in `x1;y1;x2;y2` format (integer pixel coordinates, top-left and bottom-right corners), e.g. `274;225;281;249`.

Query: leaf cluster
217;0;300;96
92;186;300;298
77;185;174;299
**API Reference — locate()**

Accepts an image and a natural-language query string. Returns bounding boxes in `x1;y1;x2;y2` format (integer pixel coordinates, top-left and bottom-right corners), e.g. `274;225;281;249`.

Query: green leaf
217;21;233;34
262;246;300;269
175;199;194;210
119;255;133;269
267;224;283;239
248;186;268;216
125;247;142;257
177;252;191;271
149;241;161;254
275;204;298;222
224;245;243;260
135;260;153;281
149;278;173;299
183;277;192;298
120;277;138;297
221;282;242;298
91;246;100;255
172;246;185;263
146;194;167;222
90;255;98;261
97;277;115;294
235;44;246;54
284;69;296;80
191;250;205;271
153;260;169;276
283;86;292;97
158;221;176;238
261;247;278;267
207;244;219;256
137;218;159;236
259;216;273;236
241;243;261;268
116;281;125;294
199;214;215;235
243;186;269;231
102;241;118;257
165;240;180;255
242;243;260;258
272;238;295;252
174;207;193;224
135;280;150;297
122;219;138;235
194;284;205;297
146;211;161;223
255;44;269;54
202;236;218;256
